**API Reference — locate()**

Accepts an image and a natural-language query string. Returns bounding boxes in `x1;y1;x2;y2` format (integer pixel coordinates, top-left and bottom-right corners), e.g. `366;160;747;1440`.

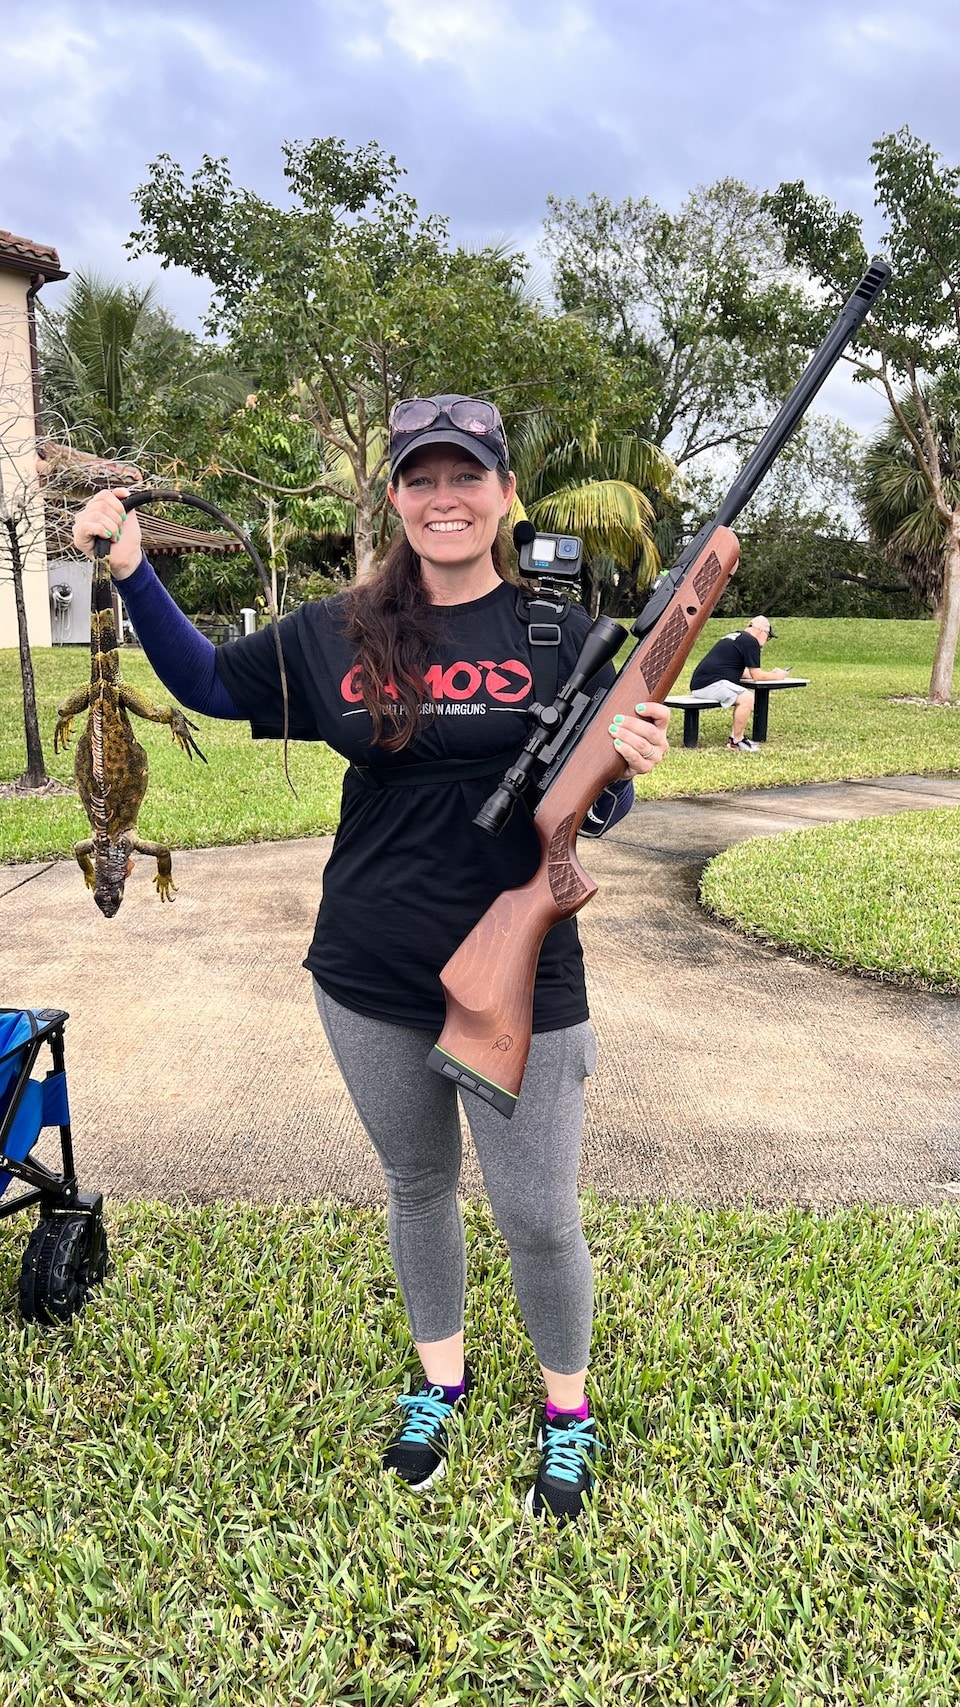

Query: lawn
4;627;960;1702
2;618;958;862
3;1194;960;1705
702;806;960;992
0;647;347;865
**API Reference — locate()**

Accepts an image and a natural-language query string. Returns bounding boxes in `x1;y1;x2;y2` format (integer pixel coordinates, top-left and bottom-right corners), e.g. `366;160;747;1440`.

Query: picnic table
664;677;810;749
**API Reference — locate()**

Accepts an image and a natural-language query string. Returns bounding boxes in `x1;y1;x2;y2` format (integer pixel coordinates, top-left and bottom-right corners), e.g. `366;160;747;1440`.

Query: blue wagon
0;1007;108;1325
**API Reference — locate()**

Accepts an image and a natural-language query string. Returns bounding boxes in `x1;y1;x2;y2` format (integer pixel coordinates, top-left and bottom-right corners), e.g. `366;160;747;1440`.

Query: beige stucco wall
0;269;51;648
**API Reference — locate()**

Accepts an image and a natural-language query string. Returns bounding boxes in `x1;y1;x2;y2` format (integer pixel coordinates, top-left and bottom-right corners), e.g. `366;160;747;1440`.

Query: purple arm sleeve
113;556;243;718
579;777;636;838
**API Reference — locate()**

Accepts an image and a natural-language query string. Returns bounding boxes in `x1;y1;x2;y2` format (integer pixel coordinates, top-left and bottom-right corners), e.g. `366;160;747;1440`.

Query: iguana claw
169;710;207;762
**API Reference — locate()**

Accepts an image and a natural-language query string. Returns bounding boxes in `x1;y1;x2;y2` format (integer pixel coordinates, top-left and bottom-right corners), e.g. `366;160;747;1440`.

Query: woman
73;395;670;1525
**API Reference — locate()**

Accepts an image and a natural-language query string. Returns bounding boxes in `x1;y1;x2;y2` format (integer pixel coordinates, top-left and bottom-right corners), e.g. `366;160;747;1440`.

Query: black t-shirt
689;630;761;691
215;581;613;1032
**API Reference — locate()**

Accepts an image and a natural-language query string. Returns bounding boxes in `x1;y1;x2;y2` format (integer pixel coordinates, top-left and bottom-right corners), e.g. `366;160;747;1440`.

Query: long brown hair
341;481;515;752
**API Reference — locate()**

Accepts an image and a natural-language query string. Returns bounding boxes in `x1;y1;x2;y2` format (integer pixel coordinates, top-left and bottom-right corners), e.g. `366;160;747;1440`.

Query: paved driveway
3;775;959;1209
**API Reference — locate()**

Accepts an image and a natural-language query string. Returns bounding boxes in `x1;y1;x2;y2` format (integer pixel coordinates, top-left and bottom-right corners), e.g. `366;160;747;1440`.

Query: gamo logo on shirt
340;660;533;705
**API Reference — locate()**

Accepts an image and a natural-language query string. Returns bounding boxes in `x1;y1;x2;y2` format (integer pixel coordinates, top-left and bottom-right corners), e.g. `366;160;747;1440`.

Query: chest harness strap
518;586;570;706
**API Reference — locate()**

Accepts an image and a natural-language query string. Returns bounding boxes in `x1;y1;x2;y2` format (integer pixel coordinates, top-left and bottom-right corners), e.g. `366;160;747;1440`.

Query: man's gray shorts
688;679;753;709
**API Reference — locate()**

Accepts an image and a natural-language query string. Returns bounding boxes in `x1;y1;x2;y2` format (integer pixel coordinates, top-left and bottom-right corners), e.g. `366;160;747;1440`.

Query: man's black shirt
689;630;761;692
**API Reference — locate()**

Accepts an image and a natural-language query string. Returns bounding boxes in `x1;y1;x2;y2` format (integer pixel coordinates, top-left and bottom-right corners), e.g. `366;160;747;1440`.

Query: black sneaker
382;1365;473;1491
525;1408;604;1523
726;737;760;752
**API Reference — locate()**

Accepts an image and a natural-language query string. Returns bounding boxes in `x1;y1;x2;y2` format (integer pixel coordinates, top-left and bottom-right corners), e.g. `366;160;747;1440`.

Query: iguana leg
128;837;178;902
119;686;208;762
54;686;91;753
74;840;97;891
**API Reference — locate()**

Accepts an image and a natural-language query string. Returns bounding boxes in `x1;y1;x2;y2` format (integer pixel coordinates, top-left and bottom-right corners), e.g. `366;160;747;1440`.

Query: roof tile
0;229;65;276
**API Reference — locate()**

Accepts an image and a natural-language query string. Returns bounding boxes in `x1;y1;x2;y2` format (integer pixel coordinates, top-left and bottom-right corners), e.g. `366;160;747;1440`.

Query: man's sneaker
726;737;760;752
524;1408;604;1524
382;1365;472;1491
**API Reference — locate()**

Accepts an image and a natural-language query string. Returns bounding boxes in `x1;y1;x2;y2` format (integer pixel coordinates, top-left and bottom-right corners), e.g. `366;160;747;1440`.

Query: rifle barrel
715;257;890;528
632;256;891;640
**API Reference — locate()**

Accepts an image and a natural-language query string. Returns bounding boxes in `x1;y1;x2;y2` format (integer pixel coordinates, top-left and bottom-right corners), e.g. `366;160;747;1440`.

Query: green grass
624;616;960;802
6;626;960;1702
2;619;958;862
3;1194;960;1705
701;808;960;992
0;648;347;864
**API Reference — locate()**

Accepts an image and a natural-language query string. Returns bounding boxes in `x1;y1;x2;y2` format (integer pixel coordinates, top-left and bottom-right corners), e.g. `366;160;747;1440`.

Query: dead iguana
54;536;205;917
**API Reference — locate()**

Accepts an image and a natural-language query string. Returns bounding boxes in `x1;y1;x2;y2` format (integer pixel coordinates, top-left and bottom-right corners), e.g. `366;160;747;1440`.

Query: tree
764;127;960;701
37;269;247;467
0;342;56;788
675;412;919;618
540;179;807;468
859;385;960;615
508;413;679;614
175;391;349;616
128;138;620;577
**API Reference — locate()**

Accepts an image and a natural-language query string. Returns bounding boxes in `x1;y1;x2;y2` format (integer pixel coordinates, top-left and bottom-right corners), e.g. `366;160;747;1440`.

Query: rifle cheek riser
428;258;892;1118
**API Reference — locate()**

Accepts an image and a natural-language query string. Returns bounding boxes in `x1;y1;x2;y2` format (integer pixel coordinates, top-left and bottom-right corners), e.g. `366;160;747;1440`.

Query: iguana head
93;835;133;918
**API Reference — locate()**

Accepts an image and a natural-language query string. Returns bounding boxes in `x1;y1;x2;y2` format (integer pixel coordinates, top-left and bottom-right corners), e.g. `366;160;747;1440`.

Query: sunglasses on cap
389;396;504;437
388;394;509;476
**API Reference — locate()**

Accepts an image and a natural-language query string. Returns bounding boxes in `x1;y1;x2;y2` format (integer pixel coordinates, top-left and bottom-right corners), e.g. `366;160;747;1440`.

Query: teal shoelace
541;1417;604;1485
396;1386;455;1444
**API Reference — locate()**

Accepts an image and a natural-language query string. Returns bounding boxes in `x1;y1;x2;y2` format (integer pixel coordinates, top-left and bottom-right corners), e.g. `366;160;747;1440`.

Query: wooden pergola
40;443;246;580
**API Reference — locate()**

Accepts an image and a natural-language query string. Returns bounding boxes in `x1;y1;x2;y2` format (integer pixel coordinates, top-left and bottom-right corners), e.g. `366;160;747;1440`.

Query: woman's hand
607;701;670;779
71;489;143;579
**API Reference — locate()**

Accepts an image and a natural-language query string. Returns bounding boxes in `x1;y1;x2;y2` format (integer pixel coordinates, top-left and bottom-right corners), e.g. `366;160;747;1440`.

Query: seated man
688;616;790;751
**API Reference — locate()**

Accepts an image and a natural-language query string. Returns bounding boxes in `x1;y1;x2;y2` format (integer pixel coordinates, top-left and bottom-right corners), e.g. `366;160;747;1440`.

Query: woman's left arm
580;701;671;838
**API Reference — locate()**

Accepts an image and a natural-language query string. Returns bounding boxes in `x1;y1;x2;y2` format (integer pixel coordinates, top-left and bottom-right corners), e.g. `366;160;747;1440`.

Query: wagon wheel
19;1210;109;1326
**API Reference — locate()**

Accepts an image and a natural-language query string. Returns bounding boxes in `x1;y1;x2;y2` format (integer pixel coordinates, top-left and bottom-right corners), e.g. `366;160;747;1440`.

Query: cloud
6;0;960;445
0;11;129;155
826;7;946;56
0;4;274;165
378;0;605;109
382;0;505;64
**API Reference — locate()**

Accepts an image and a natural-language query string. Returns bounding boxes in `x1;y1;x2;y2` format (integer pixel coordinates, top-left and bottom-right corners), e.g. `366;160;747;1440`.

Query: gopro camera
514;523;583;585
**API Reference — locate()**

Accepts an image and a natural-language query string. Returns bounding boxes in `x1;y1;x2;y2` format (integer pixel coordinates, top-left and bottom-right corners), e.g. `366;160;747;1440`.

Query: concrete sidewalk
3;774;960;1210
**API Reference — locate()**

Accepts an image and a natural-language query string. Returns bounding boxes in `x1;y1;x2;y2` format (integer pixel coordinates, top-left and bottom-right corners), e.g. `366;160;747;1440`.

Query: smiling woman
68;390;671;1528
389;451;515;601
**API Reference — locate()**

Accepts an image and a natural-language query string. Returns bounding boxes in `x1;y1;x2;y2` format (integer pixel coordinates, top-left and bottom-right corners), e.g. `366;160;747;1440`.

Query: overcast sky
5;0;959;442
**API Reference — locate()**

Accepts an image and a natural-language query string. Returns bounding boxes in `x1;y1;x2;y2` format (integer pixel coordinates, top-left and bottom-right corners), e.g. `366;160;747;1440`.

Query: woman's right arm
72;490;243;719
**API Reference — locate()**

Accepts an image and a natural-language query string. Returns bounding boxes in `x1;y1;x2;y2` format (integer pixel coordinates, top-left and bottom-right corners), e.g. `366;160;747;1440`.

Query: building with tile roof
0;230;68;647
39;442;247;647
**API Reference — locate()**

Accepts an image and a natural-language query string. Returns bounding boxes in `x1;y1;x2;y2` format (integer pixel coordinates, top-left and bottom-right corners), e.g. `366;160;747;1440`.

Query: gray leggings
313;982;596;1375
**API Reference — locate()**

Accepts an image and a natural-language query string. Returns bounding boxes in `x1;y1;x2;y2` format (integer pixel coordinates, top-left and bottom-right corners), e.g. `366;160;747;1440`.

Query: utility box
47;558;91;644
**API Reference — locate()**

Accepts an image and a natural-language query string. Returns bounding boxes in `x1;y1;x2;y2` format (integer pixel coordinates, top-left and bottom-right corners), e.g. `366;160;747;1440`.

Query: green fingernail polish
613;714;624;725
635;703;646;713
614;738;623;749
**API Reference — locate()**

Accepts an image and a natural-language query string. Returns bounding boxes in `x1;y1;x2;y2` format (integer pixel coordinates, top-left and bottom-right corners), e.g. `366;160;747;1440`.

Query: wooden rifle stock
427;527;740;1117
427;257;892;1117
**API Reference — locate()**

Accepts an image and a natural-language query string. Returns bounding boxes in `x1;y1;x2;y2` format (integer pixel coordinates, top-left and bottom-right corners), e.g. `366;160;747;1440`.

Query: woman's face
388;448;516;576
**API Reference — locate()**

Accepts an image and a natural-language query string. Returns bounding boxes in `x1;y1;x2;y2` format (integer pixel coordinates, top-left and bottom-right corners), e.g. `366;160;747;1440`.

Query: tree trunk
353;482;378;581
4;515;50;788
928;511;960;703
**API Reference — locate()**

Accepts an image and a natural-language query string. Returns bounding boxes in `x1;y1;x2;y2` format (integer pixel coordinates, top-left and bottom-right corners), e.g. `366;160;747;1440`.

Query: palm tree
37;271;247;463
508;413;679;614
859;389;960;620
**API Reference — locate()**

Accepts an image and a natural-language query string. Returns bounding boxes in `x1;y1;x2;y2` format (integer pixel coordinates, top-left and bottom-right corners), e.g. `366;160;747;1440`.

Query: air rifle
427;258;891;1118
